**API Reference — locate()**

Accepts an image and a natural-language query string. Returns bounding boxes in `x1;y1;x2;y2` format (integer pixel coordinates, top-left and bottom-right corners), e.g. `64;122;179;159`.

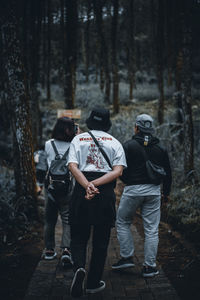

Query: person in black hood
112;114;172;278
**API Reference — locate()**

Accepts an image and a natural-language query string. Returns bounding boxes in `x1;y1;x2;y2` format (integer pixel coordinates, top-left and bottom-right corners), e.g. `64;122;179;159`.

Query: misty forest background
0;0;200;247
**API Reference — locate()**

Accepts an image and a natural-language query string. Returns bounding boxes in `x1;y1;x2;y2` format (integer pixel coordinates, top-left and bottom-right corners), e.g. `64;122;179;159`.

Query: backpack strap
134;139;149;162
51;140;59;156
62;147;70;160
51;140;70;160
88;131;112;170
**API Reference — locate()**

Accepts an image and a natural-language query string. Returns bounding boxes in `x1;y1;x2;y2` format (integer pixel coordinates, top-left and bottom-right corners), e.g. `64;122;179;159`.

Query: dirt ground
0;184;200;300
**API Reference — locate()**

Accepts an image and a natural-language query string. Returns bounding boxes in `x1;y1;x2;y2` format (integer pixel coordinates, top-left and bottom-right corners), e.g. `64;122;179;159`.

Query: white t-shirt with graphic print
68;130;127;172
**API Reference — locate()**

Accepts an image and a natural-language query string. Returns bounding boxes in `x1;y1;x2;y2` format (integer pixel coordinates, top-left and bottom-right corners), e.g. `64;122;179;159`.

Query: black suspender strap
51;140;69;160
62;147;70;160
135;140;148;161
51;140;59;156
134;139;151;162
88;131;113;170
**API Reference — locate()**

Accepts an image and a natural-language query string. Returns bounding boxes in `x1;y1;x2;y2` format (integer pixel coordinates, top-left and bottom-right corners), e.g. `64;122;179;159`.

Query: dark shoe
70;268;86;298
142;265;159;278
112;257;135;269
61;248;73;268
86;281;106;294
43;249;57;260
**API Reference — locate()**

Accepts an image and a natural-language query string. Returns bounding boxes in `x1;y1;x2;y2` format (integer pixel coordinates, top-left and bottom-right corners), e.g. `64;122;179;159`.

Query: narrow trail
24;216;180;300
22;181;200;300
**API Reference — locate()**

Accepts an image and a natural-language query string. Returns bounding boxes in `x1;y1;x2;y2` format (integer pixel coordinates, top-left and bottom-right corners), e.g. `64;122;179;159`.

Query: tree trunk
150;0;156;71
174;0;183;91
93;0;111;103
22;0;28;75
165;0;173;86
112;0;119;114
85;0;92;83
180;0;195;179
126;0;135;100
156;0;165;124
41;0;47;89
100;63;105;91
28;0;43;150
64;0;78;108
47;0;52;102
60;0;65;86
0;0;38;220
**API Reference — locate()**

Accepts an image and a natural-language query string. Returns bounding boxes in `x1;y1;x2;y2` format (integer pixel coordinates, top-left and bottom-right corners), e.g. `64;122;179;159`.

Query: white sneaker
86;280;106;294
142;265;159;277
112;257;135;269
43;249;57;260
61;248;73;267
70;268;86;298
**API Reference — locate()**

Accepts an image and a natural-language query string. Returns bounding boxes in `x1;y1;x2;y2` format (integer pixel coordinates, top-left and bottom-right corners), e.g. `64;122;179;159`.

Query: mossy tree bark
28;0;43;150
0;0;38;220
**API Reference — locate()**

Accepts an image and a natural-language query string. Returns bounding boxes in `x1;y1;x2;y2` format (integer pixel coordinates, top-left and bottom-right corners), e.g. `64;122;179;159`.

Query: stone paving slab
24;219;180;300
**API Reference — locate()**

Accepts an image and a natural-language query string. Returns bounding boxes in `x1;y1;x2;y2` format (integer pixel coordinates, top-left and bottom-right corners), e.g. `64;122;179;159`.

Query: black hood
132;132;160;146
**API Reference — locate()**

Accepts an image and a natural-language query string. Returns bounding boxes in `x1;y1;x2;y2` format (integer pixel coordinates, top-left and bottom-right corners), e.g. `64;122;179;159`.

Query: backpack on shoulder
135;140;166;184
145;159;166;184
47;140;72;197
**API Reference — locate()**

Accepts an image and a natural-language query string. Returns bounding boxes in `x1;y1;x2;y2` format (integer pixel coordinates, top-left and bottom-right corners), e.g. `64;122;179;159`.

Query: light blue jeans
116;191;160;267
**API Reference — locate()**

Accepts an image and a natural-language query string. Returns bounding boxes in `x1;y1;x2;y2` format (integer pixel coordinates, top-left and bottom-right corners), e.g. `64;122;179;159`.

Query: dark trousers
44;189;71;249
71;223;111;288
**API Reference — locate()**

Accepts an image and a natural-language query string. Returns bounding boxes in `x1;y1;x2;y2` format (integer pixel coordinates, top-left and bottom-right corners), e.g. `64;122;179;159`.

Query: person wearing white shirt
68;107;127;297
36;117;76;266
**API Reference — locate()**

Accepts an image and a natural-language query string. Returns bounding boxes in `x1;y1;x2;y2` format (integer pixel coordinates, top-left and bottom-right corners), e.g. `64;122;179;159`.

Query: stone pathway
24;218;180;300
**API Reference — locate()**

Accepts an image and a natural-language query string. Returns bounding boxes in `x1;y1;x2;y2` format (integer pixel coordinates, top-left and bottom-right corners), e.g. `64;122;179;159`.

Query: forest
0;0;200;299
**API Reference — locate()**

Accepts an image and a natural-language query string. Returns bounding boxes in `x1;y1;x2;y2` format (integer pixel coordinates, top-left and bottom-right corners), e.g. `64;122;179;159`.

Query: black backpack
47;140;71;196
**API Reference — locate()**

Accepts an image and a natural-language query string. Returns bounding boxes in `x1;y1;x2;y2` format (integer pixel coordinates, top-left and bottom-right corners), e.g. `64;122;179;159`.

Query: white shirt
45;139;71;168
123;184;161;196
68;130;127;172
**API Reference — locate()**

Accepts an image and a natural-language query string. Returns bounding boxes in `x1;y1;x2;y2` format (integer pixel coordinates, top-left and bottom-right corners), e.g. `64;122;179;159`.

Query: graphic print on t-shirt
86;143;105;169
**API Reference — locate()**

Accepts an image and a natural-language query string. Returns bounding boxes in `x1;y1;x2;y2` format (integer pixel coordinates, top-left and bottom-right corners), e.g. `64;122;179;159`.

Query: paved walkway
24;218;180;300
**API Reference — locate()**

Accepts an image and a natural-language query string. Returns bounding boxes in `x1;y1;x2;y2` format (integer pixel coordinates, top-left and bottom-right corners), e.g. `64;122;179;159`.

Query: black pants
71;223;111;288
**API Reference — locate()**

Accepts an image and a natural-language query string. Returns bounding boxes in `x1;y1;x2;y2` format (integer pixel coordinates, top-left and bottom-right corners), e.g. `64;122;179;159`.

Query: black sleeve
36;169;47;185
162;150;172;196
35;150;48;185
120;142;129;184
